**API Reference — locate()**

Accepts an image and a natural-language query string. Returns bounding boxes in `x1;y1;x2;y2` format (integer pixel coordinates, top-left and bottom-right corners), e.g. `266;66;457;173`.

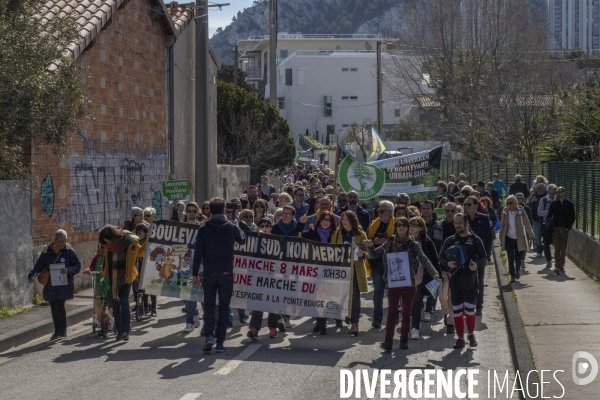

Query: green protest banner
435;208;445;221
162;180;190;201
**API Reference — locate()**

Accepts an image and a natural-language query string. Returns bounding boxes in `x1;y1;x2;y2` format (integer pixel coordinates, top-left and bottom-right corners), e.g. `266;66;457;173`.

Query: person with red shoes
439;213;487;349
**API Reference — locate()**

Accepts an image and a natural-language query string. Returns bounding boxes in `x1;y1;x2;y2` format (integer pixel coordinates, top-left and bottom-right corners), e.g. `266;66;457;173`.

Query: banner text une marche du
140;221;353;319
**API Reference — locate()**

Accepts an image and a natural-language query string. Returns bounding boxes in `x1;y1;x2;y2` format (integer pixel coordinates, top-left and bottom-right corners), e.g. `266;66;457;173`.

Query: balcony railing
245;33;382;40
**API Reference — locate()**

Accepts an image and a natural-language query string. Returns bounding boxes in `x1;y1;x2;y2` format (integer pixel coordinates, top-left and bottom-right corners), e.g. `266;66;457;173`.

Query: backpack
445;244;469;278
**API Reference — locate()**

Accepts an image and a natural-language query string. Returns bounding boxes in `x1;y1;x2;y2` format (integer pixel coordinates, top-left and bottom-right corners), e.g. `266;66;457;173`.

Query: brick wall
31;0;169;246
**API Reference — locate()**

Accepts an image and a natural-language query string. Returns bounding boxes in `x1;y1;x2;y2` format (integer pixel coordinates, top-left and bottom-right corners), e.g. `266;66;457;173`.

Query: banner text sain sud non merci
140;221;353;319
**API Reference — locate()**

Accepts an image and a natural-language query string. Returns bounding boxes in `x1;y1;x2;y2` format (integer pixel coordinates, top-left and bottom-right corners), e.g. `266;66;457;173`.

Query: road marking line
214;344;261;375
179;393;201;400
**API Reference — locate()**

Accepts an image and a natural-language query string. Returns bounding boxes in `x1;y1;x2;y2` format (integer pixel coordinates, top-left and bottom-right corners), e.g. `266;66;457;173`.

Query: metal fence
439;159;600;239
439;159;549;188
548;162;600;238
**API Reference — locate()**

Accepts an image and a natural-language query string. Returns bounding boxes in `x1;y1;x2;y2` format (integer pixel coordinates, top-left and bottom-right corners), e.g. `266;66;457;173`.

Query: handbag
37;250;64;286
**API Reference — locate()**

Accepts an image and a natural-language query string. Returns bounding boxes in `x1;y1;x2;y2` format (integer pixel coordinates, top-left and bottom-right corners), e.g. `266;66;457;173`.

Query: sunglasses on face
339;199;348;203
445;209;456;213
397;224;408;228
464;203;473;207
258;224;271;228
144;214;152;217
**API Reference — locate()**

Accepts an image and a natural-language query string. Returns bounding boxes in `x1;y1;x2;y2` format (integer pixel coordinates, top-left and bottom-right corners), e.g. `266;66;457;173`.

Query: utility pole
269;0;277;106
233;44;239;86
195;1;229;201
376;40;383;138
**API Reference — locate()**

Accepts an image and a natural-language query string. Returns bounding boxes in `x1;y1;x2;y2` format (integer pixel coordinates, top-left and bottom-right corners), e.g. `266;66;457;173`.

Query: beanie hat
131;207;144;218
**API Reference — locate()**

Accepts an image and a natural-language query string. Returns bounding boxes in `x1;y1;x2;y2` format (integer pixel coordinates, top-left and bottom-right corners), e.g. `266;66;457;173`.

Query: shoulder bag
37;250;63;286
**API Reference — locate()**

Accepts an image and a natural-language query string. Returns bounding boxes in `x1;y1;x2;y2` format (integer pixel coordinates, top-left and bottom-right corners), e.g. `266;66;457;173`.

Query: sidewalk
501;248;600;398
0;287;94;353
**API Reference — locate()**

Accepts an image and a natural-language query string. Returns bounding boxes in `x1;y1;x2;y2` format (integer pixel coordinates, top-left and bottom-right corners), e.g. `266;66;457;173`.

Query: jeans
371;263;385;321
185;300;198;325
203;273;234;344
385;286;416;343
553;227;570;270
505;236;524;277
250;311;279;330
49;300;67;334
476;264;486;311
112;283;132;335
533;220;544;254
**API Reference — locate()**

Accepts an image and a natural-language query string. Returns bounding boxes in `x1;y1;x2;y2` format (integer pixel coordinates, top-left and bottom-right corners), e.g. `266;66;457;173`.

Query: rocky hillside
210;0;547;65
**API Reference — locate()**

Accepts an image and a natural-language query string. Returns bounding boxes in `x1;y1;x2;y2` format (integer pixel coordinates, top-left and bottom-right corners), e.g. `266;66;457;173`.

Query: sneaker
269;328;278;338
516;271;520;279
227;321;233;328
193;314;200;328
380;341;393;352
313;325;321;333
277;319;286;332
150;310;157;317
200;326;206;336
468;333;478;347
239;313;249;324
215;343;226;353
536;253;543;258
554;268;561;275
182;306;187;313
453;338;466;349
511;276;516;284
247;328;258;341
335;319;343;327
319;326;327;335
400;341;409;350
546;261;552;269
183;323;194;333
203;336;214;353
423;312;431;322
371;318;382;329
446;324;455;334
59;330;67;338
50;332;60;341
122;332;129;342
410;328;419;340
284;317;293;329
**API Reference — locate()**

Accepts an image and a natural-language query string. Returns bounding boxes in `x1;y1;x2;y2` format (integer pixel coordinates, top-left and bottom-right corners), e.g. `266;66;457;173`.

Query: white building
236;34;420;144
548;0;600;54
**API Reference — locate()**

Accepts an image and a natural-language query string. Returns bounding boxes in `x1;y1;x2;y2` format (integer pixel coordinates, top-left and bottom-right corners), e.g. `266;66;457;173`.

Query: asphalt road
0;265;514;400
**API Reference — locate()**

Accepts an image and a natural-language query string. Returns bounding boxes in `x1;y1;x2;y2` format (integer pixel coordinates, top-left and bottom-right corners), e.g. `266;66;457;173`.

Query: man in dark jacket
509;174;529;199
438;202;458;334
464;196;493;316
192;197;246;353
439;213;487;349
547;187;576;274
335;191;371;232
528;183;548;258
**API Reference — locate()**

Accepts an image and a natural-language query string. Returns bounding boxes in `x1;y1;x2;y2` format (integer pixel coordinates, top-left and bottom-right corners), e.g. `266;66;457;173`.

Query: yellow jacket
330;230;369;293
101;234;139;284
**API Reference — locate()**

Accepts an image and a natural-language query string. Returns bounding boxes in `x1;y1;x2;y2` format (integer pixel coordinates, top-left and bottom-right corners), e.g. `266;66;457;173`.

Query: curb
0;305;92;354
492;242;538;399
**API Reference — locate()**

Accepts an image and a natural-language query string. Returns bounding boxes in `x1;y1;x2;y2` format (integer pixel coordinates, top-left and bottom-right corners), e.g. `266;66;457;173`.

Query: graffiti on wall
40;173;55;217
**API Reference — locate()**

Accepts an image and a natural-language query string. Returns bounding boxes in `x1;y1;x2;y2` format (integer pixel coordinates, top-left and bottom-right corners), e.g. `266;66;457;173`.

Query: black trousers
203;273;234;345
476;264;486;312
505;236;524;277
112;283;132;335
49;300;67;334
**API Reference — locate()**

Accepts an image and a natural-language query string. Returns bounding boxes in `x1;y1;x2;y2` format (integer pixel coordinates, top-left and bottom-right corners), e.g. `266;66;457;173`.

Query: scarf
276;218;297;236
367;216;395;239
316;226;332;243
390;234;412;253
108;232;137;299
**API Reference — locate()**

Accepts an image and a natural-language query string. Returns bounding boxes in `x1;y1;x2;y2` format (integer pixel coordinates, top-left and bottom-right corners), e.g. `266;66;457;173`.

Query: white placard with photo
386;252;411;288
49;264;68;286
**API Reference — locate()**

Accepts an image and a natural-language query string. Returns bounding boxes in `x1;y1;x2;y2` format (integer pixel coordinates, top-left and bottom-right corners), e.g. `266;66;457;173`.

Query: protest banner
140;220;353;319
162;180;190;202
338;146;443;199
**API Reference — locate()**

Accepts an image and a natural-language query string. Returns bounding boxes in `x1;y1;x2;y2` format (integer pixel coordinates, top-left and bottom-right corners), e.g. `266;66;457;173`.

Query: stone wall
0;181;33;308
568;228;600;277
215;165;251;201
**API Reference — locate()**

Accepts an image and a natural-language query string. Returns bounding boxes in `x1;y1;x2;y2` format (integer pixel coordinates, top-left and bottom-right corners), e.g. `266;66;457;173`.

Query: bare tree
385;0;566;161
340;119;373;161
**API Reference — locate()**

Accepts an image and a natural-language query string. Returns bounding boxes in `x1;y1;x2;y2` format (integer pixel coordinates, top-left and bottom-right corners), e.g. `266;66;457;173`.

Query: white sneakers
423;312;431;322
183;323;194;333
411;328;419;340
193;314;200;328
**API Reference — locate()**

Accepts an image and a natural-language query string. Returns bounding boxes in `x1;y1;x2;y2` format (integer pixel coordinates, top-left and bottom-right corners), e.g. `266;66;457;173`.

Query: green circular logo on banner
338;156;385;199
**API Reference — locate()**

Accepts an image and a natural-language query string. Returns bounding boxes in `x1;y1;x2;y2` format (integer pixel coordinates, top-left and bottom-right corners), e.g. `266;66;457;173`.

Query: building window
297;68;305;86
342;96;358;100
280;49;288;60
342;68;349;72
285;68;292;86
342;67;358;72
324;96;332;117
394;106;401;117
326;125;335;144
278;97;286;110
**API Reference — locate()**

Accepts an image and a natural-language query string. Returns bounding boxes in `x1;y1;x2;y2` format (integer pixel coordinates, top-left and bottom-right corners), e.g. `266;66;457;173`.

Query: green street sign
162;180;190;201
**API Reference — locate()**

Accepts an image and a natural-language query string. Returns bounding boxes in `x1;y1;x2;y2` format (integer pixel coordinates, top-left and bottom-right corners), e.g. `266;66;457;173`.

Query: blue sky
208;0;255;37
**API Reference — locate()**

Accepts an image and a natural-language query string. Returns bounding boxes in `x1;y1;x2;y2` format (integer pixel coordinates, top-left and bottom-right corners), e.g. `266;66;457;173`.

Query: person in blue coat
28;229;81;340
